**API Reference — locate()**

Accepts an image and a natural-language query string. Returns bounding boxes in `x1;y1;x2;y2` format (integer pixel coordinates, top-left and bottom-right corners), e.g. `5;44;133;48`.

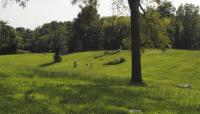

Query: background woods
1;2;199;55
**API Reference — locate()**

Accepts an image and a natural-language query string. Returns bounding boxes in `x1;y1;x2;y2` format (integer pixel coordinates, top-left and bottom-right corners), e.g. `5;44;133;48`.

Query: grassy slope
0;49;200;114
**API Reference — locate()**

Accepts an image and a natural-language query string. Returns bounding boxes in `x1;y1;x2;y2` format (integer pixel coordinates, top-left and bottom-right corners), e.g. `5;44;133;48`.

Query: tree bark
128;0;143;85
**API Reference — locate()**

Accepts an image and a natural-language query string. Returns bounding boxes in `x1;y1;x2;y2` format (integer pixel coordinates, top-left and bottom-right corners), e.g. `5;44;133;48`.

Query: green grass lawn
0;49;200;114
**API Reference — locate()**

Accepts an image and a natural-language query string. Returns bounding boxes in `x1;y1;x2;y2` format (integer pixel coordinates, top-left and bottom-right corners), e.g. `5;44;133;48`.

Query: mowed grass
0;49;200;114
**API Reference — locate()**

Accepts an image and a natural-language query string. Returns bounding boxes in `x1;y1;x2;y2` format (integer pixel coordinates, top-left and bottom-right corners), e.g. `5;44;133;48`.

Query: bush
103;57;126;65
94;54;106;59
104;50;120;55
94;50;121;59
53;53;62;62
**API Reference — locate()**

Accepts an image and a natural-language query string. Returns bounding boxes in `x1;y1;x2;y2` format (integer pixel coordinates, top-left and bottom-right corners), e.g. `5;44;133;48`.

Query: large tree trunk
128;0;143;85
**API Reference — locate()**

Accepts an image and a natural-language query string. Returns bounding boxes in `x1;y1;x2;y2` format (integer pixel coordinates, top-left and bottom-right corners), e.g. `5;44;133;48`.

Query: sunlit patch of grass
0;49;200;113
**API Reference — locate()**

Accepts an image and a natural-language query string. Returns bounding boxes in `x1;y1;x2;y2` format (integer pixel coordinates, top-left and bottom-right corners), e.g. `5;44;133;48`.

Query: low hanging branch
139;3;146;15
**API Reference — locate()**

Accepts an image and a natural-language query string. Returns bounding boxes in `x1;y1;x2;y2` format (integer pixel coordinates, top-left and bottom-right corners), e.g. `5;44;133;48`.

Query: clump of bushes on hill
94;54;106;59
104;50;120;55
54;53;62;63
103;57;126;65
94;50;121;59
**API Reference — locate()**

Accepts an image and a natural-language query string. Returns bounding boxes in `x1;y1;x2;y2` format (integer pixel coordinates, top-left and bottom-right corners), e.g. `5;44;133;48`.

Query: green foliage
122;8;172;51
16;27;33;51
103;57;126;65
140;8;171;51
157;0;176;17
173;4;200;49
104;50;121;55
53;53;62;63
122;37;131;49
31;21;71;53
100;16;130;50
0;21;21;54
94;50;121;59
69;5;103;52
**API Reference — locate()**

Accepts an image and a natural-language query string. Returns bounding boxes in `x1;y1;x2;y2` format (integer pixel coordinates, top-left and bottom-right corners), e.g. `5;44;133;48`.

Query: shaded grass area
0;49;200;114
0;67;200;114
39;61;57;67
103;57;126;65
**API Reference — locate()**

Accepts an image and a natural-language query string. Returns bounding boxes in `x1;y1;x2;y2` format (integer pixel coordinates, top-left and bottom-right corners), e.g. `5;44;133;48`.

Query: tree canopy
0;21;21;54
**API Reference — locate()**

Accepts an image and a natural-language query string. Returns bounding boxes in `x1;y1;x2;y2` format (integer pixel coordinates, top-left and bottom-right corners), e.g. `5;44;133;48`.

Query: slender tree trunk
128;0;143;85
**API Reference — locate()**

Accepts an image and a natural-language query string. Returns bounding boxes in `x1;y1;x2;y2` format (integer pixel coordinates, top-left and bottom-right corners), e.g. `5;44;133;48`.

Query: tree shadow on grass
0;72;9;78
0;70;200;114
2;68;200;114
1;81;199;114
39;61;57;67
18;67;130;86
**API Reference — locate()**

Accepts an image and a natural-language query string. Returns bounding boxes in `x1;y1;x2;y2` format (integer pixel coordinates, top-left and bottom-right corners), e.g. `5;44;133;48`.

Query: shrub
94;50;121;59
103;57;126;65
94;54;106;59
53;53;62;63
104;50;120;55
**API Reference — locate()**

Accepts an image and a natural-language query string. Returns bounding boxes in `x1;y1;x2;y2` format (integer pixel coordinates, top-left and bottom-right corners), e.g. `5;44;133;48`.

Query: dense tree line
173;4;200;49
69;5;102;52
0;3;200;55
0;21;23;54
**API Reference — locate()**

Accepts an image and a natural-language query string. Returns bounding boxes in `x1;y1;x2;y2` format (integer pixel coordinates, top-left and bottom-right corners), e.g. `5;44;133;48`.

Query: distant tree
52;29;63;63
16;27;33;51
140;7;171;51
0;21;20;54
122;8;171;51
69;5;102;52
174;4;200;49
47;21;65;53
32;27;52;53
61;21;73;53
30;21;70;53
24;29;34;50
101;16;130;50
52;21;72;62
157;0;175;18
193;16;200;49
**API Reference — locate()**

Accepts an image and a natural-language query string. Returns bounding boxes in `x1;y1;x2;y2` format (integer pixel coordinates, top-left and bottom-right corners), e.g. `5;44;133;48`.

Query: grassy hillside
0;49;200;114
